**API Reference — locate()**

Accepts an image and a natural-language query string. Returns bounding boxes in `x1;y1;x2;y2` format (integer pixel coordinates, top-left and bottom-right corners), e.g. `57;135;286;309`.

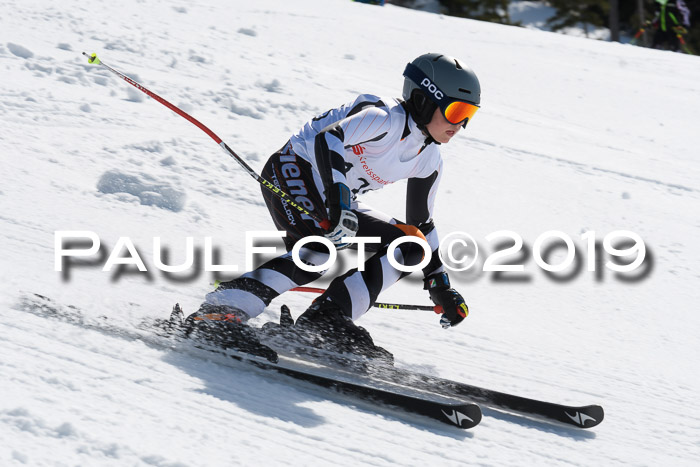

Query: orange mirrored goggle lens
443;101;479;125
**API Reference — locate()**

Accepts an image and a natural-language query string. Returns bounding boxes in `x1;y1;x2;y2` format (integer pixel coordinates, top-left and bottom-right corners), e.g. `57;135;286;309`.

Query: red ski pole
291;286;443;313
82;52;331;230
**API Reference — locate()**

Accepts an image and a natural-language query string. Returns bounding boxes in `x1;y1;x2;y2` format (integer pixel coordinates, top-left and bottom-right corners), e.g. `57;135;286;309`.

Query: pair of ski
17;294;603;430
246;350;603;430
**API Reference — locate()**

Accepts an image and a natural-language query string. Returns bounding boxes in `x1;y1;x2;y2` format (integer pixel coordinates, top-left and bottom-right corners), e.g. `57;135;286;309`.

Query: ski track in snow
1;0;700;465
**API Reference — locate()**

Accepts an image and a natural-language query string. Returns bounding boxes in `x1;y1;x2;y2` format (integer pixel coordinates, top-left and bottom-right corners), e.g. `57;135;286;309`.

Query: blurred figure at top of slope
650;0;691;51
183;53;480;363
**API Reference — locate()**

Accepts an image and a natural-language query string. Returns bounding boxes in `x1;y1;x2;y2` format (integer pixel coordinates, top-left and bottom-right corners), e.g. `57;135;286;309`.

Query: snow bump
126;86;145;102
237;28;257;37
257;78;282;93
7;43;34;59
97;170;186;212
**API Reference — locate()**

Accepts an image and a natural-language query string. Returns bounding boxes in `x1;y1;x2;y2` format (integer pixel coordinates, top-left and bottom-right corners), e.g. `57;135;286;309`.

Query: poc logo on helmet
420;78;444;100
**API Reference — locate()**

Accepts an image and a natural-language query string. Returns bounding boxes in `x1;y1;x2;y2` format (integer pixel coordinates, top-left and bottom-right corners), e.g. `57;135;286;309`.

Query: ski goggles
403;63;479;125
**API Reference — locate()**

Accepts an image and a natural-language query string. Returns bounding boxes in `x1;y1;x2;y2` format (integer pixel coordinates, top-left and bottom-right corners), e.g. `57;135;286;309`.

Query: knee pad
392;224;428;267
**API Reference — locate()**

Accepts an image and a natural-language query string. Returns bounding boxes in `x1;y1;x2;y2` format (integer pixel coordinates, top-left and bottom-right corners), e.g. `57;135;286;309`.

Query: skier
650;0;692;52
184;53;480;362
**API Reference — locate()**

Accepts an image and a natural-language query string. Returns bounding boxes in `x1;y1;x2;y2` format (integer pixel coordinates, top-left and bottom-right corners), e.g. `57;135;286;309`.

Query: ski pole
290;286;443;313
630;26;646;45
672;27;695;55
82;52;331;230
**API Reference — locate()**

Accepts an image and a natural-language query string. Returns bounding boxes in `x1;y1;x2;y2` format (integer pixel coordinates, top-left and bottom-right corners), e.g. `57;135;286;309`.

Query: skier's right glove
324;182;359;249
424;272;469;329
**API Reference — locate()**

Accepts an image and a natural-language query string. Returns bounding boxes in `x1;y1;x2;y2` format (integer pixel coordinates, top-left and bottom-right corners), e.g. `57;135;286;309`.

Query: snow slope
1;0;699;465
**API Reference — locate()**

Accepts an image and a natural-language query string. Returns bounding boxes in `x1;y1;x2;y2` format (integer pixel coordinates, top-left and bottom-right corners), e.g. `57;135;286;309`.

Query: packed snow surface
1;0;699;465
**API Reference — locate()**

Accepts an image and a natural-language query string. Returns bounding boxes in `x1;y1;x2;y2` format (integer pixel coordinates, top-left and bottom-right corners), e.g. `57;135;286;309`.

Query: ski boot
182;303;278;363
294;297;394;366
259;305;296;339
147;303;186;337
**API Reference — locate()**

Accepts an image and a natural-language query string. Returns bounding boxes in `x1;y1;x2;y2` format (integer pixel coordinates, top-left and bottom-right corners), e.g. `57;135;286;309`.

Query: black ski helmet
402;53;481;127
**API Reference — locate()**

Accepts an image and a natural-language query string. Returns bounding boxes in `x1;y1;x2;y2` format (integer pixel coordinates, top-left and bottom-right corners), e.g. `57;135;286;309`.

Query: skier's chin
439;131;456;143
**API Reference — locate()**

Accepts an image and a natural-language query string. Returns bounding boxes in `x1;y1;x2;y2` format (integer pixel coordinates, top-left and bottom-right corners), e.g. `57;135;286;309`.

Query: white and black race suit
206;94;447;320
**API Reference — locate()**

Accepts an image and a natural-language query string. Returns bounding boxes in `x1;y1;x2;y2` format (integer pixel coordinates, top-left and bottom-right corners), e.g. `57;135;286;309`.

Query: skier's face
425;107;462;144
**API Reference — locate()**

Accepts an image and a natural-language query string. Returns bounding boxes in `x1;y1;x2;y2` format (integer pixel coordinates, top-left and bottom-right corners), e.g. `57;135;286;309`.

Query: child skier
650;0;692;52
184;53;480;362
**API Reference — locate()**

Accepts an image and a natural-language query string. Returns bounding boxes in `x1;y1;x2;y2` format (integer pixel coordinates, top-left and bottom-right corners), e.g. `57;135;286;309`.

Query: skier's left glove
424;272;469;329
324;183;359;249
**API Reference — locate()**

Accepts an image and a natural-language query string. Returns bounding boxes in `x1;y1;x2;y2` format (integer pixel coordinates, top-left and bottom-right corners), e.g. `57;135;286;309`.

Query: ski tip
564;404;605;429
584;405;605;428
463;404;483;428
442;403;482;429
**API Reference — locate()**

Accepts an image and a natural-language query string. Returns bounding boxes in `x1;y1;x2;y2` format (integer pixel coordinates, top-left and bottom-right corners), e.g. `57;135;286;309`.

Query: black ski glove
424;272;469;329
324;183;359;248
